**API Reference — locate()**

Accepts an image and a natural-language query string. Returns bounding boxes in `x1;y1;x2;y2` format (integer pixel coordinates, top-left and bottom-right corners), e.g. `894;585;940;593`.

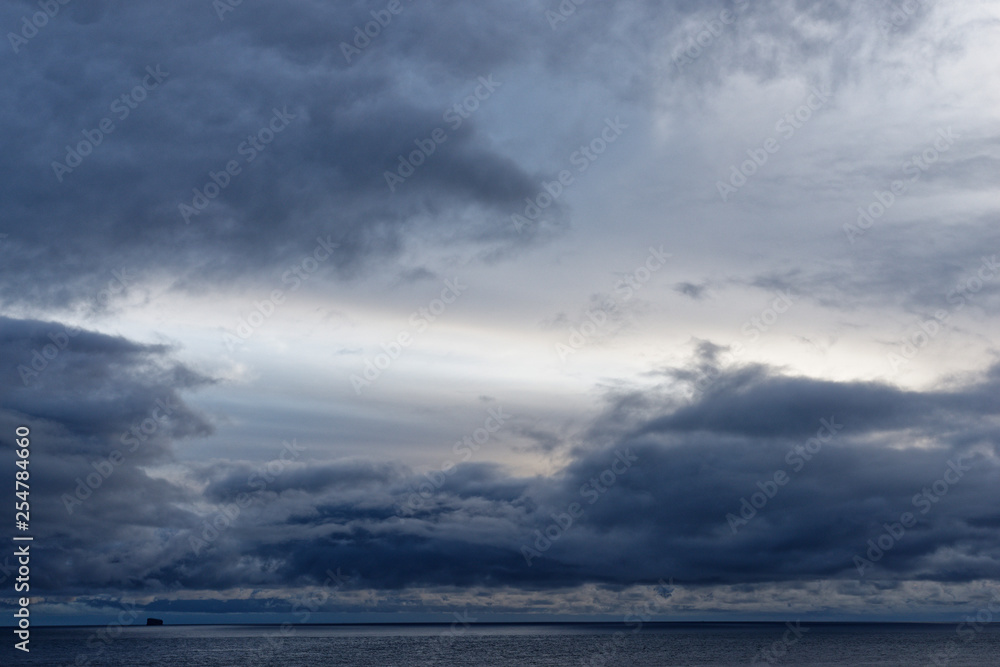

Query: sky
1;0;1000;626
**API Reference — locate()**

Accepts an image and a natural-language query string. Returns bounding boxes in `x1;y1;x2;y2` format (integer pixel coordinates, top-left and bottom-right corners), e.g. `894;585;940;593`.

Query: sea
3;622;999;666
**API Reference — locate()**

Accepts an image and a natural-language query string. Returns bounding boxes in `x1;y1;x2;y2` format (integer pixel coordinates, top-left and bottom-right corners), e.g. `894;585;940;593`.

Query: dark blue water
3;623;998;666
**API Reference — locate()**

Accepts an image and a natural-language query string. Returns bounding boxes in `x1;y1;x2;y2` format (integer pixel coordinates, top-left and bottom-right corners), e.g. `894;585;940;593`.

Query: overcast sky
2;0;1000;625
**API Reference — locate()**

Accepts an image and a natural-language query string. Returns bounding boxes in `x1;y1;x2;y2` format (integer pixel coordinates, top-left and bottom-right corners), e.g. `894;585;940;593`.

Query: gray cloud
0;0;578;310
5;318;998;607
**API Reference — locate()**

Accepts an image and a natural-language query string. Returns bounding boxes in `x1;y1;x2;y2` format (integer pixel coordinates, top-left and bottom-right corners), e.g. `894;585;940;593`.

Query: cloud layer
2;0;999;623
3;318;998;617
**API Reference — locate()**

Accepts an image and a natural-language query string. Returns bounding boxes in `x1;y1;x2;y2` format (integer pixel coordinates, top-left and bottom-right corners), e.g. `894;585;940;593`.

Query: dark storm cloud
0;316;214;590
362;357;997;590
0;319;1000;609
148;352;999;598
639;362;994;438
0;316;212;438
0;0;575;309
550;359;1000;587
3;318;998;606
1;0;920;311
